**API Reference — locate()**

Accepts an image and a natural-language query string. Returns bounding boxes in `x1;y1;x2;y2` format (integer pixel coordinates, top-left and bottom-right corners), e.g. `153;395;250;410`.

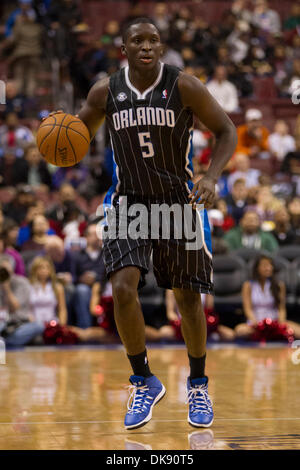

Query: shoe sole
125;385;166;430
188;416;214;428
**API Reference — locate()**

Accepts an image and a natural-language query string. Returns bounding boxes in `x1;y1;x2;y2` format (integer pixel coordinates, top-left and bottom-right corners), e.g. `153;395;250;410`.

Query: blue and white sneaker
125;375;166;430
186;376;214;428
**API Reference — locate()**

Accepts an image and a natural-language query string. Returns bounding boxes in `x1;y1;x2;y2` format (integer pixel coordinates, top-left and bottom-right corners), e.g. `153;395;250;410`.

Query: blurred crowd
0;0;299;347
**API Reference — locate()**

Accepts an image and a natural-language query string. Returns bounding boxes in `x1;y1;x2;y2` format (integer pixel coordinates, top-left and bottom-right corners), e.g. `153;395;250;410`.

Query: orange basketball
36;113;90;167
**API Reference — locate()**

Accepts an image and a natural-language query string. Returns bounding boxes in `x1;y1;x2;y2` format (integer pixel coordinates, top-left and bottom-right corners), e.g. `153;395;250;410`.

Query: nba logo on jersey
162;89;168;99
117;92;127;102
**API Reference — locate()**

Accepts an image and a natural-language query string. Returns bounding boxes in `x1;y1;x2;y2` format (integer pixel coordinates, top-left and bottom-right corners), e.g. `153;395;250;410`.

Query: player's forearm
205;125;237;182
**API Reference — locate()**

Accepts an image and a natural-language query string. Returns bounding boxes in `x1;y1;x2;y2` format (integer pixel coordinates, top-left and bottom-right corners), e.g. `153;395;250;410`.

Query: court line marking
1;417;300;425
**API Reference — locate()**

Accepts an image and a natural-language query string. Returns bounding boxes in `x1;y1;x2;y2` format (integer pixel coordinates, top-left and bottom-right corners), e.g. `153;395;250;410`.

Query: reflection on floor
0;344;299;450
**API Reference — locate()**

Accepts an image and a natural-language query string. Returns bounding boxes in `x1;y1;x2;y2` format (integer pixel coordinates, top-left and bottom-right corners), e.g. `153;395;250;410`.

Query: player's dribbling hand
41;109;64;121
188;175;216;209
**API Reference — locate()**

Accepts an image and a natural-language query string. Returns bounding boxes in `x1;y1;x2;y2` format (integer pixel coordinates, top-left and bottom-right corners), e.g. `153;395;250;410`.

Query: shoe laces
126;384;153;414
185;384;213;415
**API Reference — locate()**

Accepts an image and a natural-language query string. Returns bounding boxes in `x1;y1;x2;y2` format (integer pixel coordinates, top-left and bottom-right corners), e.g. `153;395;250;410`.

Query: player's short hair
121;17;159;43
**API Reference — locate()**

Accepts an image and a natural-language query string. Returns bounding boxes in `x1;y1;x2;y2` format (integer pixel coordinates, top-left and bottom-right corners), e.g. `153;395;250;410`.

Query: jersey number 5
138;132;154;158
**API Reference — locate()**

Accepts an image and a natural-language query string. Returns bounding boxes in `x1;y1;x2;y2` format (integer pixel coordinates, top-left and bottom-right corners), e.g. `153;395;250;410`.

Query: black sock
188;353;206;379
127;349;153;378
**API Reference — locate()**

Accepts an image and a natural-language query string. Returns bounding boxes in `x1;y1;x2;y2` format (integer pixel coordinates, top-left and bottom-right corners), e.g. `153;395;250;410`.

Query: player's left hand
188;175;216;209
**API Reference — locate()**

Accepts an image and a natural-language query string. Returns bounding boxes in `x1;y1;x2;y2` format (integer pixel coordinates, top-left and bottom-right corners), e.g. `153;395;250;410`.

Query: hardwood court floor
0;344;300;450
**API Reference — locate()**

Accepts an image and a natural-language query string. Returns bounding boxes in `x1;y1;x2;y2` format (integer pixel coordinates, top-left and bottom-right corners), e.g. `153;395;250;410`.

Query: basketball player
67;18;237;429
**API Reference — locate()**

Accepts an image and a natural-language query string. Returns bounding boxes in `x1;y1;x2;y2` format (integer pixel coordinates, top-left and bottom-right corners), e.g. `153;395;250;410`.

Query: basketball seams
54;114;68;166
38;115;57;155
38;123;89;144
65;126;77;165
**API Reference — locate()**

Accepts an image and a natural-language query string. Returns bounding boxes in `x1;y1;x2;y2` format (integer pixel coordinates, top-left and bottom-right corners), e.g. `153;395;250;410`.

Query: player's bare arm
78;76;110;140
178;72;238;208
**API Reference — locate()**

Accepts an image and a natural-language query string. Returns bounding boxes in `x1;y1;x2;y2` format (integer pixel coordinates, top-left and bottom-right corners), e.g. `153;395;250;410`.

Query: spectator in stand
29;256;67;326
281;136;300;196
268;120;296;162
46;183;87;234
230;0;253;23
283;3;300;31
8;8;44;98
206;65;239;113
46;0;82;64
2;219;26;276
21;214;52;252
235;255;300;339
224;209;279;252
3;185;35;225
23;143;52;189
17;201;55;247
162;40;184;69
72;223;106;328
0;254;44;346
280;58;300;97
247;185;283;223
225;178;248;224
251;0;281;35
44;235;76;324
215;199;235;232
152;2;171;39
288;197;300;242
0;112;34;156
227;153;261;191
236;108;270;158
0;80;25;119
0;147;28;187
270;207;297;246
4;0;36;38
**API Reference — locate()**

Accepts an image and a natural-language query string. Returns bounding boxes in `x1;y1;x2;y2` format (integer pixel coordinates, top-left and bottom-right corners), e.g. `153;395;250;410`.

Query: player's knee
175;291;201;317
112;282;137;308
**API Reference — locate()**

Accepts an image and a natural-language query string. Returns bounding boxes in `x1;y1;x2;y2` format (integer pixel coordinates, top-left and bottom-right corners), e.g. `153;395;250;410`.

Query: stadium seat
212;254;247;310
291;257;300;311
277;245;300;263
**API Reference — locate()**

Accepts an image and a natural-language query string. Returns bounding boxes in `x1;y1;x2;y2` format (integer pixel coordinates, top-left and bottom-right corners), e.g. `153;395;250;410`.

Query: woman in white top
235;255;300;339
29;256;67;325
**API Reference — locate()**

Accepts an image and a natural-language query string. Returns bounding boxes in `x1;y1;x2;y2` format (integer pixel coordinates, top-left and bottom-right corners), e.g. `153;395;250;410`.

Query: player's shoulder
86;75;110;109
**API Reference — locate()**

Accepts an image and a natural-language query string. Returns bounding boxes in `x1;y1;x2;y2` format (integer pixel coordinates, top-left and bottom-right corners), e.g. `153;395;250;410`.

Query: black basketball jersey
105;62;194;198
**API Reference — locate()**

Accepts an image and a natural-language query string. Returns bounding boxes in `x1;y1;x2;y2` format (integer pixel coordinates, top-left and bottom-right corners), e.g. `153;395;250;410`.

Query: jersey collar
124;62;164;100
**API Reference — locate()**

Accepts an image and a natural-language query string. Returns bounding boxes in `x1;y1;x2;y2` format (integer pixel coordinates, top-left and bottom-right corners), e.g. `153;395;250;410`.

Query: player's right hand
42;109;64;121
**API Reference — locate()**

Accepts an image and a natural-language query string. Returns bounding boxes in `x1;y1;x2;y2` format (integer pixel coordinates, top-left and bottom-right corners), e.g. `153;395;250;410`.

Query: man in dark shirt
72;223;105;328
271;207;296;246
225;178;248;224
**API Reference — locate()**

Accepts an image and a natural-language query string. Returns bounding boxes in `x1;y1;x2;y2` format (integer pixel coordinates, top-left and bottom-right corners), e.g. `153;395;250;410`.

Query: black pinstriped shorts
102;187;214;294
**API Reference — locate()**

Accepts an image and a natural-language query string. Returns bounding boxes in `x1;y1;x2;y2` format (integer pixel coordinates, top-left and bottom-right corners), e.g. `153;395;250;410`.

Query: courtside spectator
235;255;300;339
72;223;106;328
0;254;44;346
29;256;67;325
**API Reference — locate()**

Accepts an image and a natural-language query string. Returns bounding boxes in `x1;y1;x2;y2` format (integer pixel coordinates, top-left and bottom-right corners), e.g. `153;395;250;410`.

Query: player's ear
121;44;127;56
